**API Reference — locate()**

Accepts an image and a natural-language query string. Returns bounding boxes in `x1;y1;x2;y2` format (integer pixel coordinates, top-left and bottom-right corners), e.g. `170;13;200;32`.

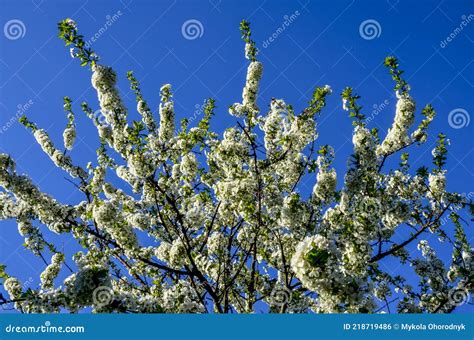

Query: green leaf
416;166;429;179
305;247;330;267
0;264;8;279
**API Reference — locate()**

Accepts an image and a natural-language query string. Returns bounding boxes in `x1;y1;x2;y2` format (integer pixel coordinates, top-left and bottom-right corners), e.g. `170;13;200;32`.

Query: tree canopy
0;19;472;314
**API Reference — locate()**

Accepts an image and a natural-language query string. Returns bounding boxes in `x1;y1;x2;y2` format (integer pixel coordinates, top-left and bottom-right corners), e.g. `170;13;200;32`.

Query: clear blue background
0;0;472;313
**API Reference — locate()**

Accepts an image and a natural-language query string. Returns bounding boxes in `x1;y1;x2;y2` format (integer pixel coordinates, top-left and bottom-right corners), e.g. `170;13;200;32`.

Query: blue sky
0;0;472;313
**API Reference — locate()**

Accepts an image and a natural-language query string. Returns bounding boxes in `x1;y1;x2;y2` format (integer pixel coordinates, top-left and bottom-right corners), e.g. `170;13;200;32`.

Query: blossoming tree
0;19;472;314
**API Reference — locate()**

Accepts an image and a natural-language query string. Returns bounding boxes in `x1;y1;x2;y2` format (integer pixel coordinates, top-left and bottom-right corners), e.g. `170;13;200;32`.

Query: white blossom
229;61;263;117
40;253;65;290
158;84;175;143
377;93;416;156
63;126;76;150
